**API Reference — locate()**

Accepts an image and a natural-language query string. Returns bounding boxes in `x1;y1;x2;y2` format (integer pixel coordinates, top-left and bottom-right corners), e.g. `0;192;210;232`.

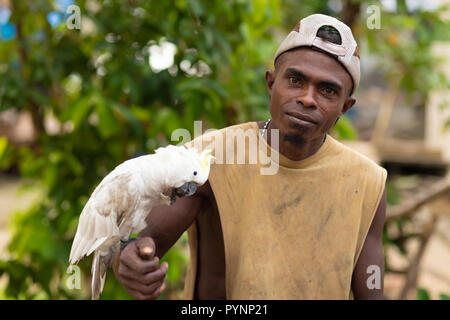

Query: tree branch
398;214;438;299
14;4;45;136
386;176;450;223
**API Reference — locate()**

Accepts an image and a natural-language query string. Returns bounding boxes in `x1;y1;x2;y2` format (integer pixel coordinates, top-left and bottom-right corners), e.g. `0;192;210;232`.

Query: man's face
266;47;356;145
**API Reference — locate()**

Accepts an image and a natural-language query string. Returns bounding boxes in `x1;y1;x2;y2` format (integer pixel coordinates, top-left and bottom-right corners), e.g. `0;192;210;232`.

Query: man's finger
120;244;159;274
118;261;167;285
117;257;156;280
125;279;166;300
161;261;169;274
136;237;156;260
121;277;164;296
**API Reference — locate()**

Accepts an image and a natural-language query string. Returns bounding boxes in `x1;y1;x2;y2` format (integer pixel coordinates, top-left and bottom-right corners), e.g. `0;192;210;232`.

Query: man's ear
265;70;275;96
341;96;356;114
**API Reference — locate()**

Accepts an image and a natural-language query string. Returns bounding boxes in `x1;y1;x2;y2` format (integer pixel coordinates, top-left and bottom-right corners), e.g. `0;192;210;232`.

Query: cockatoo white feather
69;144;213;299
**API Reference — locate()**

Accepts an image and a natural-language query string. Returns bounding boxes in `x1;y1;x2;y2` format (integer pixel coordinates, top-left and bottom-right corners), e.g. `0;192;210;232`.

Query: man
113;14;387;300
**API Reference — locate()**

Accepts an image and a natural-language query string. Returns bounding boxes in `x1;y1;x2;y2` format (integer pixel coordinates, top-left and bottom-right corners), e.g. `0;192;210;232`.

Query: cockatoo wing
69;171;139;265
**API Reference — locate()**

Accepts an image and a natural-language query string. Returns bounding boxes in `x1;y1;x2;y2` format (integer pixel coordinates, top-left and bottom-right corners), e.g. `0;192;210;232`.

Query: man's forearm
138;192;206;259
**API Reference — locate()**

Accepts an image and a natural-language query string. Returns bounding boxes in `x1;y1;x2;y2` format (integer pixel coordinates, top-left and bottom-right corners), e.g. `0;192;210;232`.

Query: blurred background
0;0;449;300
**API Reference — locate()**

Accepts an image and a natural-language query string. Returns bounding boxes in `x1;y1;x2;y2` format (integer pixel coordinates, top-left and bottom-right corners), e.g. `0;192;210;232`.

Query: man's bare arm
351;187;386;300
140;181;212;258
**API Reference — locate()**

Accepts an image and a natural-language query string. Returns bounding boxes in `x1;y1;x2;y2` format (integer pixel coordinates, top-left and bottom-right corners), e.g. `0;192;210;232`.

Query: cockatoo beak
178;181;198;196
170;182;198;204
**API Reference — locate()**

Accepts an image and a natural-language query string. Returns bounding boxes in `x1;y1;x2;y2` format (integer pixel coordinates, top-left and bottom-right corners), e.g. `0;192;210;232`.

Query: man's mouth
285;112;317;127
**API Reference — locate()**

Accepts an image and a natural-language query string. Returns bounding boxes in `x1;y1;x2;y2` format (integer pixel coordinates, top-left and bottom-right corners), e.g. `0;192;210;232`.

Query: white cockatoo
69;144;214;300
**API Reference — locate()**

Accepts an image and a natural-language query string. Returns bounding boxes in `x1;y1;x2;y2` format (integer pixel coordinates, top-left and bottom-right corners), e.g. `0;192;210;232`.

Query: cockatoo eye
193;171;197;176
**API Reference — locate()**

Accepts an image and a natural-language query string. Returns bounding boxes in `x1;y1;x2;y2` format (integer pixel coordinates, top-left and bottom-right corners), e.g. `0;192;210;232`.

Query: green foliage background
0;0;448;299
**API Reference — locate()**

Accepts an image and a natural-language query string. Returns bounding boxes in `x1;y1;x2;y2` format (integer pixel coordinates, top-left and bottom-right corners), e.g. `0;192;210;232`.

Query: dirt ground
0;174;42;258
0;174;449;299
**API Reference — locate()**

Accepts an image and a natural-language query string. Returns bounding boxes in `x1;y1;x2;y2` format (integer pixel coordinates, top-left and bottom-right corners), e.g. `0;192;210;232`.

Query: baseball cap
274;14;360;95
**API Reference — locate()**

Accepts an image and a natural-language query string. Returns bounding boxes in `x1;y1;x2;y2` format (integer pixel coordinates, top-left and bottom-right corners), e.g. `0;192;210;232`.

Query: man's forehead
277;47;353;88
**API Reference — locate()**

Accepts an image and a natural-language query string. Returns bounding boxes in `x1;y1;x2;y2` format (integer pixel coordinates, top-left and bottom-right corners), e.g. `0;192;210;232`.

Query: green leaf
64;153;84;177
0;136;8;157
110;102;144;138
333;115;357;140
417;288;431;300
95;100;121;139
439;293;450;300
0;136;14;170
65;96;93;131
386;182;401;206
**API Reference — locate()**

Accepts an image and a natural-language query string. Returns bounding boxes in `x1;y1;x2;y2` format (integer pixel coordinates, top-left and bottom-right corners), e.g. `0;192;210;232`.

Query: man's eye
288;76;299;84
322;87;336;96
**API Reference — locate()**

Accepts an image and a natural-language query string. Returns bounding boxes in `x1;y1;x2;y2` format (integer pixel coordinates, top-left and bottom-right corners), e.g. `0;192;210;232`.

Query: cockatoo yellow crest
199;149;215;172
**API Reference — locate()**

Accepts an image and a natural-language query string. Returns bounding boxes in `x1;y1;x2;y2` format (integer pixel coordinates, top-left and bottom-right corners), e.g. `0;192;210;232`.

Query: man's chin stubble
282;133;306;146
281;123;309;146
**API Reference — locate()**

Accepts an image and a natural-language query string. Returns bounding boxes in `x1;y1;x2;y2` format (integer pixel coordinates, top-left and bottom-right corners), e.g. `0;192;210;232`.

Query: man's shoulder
203;121;257;138
186;121;256;149
329;136;385;171
327;136;387;186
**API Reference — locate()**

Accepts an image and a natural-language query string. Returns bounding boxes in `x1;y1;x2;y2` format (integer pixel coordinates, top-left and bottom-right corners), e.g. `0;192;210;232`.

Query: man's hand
115;237;168;300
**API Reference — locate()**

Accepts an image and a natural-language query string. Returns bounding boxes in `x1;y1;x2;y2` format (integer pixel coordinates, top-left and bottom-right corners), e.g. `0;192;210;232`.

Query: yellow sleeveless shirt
183;122;387;299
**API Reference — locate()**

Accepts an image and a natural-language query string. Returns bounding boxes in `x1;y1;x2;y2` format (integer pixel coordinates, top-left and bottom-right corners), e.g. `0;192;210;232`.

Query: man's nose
295;85;316;108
